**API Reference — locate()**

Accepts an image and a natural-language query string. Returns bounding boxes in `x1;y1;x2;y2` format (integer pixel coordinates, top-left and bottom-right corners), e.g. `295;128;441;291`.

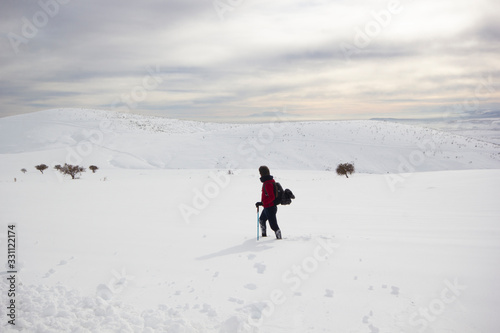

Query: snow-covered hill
0;109;499;332
0;108;499;174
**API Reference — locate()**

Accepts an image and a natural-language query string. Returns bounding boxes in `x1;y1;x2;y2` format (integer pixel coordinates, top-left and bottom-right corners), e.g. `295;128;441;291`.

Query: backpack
273;182;295;205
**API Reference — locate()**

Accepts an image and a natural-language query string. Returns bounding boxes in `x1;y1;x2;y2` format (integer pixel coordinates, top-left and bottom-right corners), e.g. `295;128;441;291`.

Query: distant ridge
370;111;500;145
0;108;499;173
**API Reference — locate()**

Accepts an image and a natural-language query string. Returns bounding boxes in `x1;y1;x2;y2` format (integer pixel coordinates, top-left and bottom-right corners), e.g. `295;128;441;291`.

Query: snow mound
0;282;222;332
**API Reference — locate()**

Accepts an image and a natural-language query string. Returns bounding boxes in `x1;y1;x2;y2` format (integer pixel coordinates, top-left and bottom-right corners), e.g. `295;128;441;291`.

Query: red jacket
261;176;276;208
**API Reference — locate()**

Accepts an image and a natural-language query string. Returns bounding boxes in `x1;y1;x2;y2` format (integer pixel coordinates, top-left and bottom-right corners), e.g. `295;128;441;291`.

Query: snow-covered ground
1;108;499;173
372;115;500;145
0;109;499;332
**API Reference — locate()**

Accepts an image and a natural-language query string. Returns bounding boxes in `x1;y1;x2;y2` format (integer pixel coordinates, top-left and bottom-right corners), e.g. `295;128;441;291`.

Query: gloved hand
255;202;263;208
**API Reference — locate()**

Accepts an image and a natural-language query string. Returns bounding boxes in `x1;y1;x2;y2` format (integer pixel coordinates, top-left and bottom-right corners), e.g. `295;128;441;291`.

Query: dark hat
259;166;270;176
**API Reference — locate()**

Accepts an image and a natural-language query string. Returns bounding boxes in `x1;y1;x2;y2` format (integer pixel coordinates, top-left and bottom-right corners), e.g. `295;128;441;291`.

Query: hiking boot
275;230;282;239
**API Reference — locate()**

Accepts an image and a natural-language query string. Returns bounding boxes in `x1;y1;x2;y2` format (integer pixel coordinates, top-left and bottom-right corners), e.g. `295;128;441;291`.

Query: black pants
260;206;279;231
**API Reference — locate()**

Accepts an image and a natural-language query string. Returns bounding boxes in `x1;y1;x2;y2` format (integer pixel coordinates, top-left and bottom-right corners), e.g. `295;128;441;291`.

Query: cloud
0;0;499;121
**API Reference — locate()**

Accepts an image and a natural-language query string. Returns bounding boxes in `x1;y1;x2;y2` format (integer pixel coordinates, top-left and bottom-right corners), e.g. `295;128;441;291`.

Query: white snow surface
0;109;499;332
0;108;499;173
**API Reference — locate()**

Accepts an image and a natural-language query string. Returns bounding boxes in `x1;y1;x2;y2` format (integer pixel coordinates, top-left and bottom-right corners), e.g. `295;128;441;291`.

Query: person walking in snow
255;166;282;239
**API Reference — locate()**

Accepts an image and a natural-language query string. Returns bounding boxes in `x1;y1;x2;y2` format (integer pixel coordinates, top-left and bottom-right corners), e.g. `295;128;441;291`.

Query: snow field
1;168;499;332
0;108;499;332
1;108;499;174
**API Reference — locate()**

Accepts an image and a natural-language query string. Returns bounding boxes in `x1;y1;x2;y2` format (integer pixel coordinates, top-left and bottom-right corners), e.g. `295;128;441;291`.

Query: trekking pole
257;206;260;241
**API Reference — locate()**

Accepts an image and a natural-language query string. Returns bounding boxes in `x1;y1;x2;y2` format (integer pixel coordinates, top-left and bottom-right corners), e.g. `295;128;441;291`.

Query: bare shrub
336;163;355;178
58;163;86;179
35;164;48;174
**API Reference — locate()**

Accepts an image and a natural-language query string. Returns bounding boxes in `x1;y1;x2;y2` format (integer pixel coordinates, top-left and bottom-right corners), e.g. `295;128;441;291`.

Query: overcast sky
1;0;499;122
